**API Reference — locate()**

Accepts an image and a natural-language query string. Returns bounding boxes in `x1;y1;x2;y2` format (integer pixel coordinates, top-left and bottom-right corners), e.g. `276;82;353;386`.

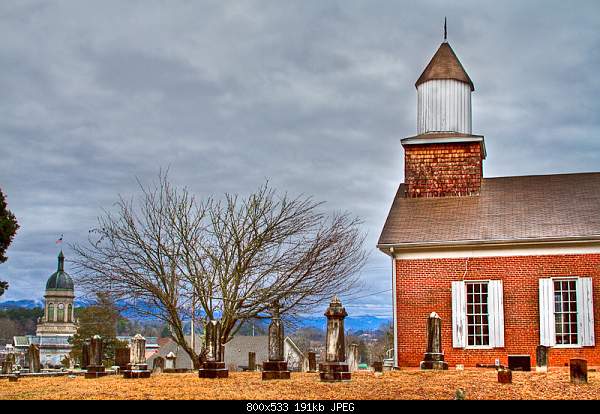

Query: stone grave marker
199;320;229;378
27;344;41;374
420;312;448;370
115;346;130;372
123;334;151;378
498;368;512;384
248;352;256;371
536;345;548;372
570;358;587;384
308;352;317;373
347;343;359;372
85;335;109;378
319;296;351;382
262;301;291;380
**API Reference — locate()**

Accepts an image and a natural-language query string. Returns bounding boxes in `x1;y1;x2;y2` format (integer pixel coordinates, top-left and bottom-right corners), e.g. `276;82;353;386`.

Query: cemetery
1;296;598;400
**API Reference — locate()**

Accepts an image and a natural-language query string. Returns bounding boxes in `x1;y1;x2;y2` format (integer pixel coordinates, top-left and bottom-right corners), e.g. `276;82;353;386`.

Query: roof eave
377;235;600;255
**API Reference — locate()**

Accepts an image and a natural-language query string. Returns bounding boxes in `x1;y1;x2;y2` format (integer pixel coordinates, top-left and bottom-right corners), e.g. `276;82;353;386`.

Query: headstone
262;301;291;380
248;352;256;371
498;368;512;384
81;341;90;369
115;347;130;371
85;335;108;378
570;358;587;384
199;320;229;378
165;352;176;371
347;343;359;372
455;364;464;371
319;296;351;382
152;356;165;373
508;355;531;372
536;345;548;372
123;334;151;378
420;312;449;370
8;374;18;382
308;352;317;373
373;361;383;373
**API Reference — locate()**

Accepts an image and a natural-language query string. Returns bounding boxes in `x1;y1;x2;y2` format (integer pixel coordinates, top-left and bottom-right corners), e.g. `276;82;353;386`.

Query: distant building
146;335;308;372
13;251;78;367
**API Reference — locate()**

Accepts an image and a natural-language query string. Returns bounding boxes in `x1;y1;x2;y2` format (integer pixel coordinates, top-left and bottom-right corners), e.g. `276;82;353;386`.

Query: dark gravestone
508;355;531;372
27;344;41;373
81;341;90;369
248;352;256;371
8;374;18;382
308;352;317;373
536;345;548;371
319;296;351;382
420;312;449;370
199;320;228;378
497;368;512;384
85;335;108;378
262;301;290;380
115;347;130;371
373;361;383;373
570;358;588;384
153;356;165;373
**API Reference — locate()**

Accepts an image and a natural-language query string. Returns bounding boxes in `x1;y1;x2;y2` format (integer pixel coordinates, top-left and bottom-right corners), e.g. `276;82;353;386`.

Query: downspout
390;247;398;368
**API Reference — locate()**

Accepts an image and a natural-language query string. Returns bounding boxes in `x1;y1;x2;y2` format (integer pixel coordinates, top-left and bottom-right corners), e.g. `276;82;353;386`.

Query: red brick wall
394;254;600;367
403;142;483;197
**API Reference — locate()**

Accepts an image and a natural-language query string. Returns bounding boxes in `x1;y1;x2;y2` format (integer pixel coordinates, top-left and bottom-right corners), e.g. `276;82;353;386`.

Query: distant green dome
45;251;74;291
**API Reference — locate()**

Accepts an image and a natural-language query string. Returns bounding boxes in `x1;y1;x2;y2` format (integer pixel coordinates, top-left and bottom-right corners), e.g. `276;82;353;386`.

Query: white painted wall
417;79;472;135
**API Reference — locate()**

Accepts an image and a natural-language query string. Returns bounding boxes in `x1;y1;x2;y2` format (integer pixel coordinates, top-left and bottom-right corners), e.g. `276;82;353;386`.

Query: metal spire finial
444;17;447;42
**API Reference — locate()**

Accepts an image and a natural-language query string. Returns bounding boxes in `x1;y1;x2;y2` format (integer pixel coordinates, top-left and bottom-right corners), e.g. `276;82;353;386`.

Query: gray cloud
1;0;599;317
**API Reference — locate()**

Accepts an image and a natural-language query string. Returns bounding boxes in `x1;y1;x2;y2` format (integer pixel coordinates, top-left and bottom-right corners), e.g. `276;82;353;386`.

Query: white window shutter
539;278;556;346
452;281;467;348
577;277;595;346
488;280;505;348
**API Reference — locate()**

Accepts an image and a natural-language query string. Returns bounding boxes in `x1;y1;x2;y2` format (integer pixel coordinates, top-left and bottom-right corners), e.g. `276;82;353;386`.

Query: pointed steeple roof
415;42;474;91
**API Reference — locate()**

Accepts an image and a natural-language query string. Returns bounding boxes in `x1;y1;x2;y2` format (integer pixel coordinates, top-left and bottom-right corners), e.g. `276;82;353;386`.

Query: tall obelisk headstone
28;344;41;373
319;296;351;382
198;320;229;378
420;312;448;370
262;301;291;380
81;340;90;369
85;335;108;378
123;334;151;378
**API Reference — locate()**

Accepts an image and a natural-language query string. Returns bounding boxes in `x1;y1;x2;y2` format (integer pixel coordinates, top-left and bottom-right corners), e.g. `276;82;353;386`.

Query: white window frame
539;276;595;348
452;279;504;349
465;281;492;349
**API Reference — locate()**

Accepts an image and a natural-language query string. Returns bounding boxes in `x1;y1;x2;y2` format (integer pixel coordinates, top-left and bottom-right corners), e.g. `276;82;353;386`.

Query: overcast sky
1;1;599;317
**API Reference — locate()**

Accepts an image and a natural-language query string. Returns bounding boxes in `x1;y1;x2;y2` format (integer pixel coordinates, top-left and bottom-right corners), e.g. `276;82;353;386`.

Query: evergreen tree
0;188;19;297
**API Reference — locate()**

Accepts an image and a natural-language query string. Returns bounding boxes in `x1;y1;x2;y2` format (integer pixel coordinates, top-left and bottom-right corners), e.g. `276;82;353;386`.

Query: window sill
464;346;494;350
552;344;583;349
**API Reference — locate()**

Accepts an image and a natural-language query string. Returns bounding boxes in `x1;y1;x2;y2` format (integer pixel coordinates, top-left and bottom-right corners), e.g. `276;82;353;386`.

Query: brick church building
378;38;599;367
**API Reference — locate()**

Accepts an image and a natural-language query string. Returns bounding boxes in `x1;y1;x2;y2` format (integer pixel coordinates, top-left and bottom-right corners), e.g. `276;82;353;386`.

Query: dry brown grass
1;369;599;400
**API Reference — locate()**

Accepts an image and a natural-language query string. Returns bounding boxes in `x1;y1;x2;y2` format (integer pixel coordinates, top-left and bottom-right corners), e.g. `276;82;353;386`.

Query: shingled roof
378;172;600;248
415;42;474;91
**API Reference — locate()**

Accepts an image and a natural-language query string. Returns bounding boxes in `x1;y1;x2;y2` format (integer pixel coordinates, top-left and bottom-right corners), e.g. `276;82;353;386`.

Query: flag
55;234;63;244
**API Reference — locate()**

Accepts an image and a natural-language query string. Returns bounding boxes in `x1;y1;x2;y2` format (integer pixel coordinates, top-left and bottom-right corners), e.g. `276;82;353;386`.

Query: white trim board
392;242;600;260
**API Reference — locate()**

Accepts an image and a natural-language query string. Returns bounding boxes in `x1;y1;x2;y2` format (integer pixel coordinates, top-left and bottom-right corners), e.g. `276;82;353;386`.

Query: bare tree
71;172;367;366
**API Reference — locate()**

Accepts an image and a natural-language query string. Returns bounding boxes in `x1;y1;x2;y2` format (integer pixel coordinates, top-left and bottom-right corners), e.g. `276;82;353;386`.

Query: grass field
1;369;598;400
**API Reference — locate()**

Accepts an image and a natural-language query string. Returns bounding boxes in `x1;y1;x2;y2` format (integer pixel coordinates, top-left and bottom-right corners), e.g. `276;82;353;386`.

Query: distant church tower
402;32;486;197
36;251;78;337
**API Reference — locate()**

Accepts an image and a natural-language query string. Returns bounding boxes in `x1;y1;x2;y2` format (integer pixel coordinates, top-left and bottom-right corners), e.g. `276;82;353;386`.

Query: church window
68;304;73;322
466;282;489;346
48;303;54;322
539;277;595;347
452;280;504;348
57;303;65;322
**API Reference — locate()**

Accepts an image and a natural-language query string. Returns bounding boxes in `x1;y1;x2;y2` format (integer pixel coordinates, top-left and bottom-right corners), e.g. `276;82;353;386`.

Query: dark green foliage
0;188;19;297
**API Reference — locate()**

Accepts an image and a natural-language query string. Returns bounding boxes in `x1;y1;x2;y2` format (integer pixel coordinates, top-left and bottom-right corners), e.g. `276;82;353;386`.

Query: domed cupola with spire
401;19;486;198
36;251;78;337
45;251;75;291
